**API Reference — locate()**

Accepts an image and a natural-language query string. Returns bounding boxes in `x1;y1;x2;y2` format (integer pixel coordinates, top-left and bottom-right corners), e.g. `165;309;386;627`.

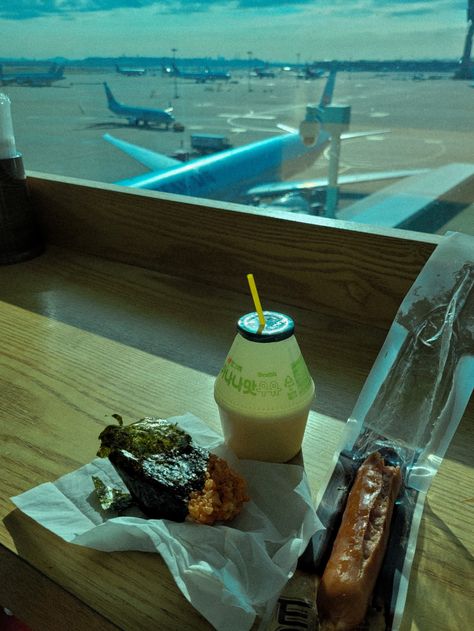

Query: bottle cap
237;311;294;342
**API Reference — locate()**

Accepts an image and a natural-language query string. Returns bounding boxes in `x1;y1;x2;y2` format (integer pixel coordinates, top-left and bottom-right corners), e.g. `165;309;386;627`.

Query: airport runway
3;69;474;234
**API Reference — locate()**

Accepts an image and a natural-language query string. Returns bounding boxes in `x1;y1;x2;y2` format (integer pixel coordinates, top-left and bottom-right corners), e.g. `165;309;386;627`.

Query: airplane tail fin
47;63;64;77
103;82;119;107
319;66;337;108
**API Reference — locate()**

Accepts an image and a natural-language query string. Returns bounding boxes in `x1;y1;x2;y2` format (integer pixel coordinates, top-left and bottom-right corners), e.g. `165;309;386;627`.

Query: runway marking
242;114;276;120
224;103;303;134
220;101;307;132
332;134;447;169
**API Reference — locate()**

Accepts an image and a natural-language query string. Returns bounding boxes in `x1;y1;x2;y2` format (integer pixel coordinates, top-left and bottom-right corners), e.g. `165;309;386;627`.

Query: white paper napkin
11;413;321;631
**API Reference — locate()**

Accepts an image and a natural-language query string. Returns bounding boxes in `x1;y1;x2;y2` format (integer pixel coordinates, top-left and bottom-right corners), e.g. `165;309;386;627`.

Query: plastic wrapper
301;231;473;630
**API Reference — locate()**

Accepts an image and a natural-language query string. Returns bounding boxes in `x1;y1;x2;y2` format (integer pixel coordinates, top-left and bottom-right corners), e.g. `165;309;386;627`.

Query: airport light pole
247;51;253;92
299;103;351;218
454;0;473;79
322;105;351;218
172;47;179;99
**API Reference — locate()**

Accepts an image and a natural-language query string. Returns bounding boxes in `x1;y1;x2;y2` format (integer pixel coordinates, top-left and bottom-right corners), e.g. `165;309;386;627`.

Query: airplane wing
341;130;390;140
104;133;182;171
277;124;297;134
277;124;390;139
246;169;430;199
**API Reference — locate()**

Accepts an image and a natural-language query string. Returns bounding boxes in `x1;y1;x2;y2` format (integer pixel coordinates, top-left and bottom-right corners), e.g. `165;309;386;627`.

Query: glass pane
1;1;473;236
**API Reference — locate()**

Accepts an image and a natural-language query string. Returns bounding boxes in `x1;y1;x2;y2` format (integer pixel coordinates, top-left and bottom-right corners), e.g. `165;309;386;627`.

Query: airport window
1;1;473;236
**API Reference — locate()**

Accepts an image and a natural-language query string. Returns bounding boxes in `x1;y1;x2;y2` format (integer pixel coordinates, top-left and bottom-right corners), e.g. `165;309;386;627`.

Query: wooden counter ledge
0;174;472;631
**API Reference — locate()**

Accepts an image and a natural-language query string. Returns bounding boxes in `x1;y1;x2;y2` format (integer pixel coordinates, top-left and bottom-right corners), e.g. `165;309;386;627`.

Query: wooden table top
1;245;472;631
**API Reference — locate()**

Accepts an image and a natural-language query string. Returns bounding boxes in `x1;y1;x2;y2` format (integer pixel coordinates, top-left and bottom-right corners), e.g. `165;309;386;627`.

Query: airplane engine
262;192;323;215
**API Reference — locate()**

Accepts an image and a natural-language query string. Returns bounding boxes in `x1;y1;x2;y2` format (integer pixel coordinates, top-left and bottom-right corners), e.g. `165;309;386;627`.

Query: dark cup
0;154;44;265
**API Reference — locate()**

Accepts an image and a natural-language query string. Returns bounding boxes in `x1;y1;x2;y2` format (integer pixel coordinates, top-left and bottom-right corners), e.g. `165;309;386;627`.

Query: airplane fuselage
118;130;331;202
109;102;173;126
116;66;146;76
0;72;64;87
164;65;230;83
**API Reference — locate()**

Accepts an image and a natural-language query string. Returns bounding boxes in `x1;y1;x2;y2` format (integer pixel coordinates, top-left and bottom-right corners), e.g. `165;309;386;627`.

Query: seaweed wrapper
11;413;321;631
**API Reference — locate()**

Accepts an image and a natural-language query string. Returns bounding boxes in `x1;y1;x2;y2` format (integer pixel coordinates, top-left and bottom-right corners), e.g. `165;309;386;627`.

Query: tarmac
3;68;474;235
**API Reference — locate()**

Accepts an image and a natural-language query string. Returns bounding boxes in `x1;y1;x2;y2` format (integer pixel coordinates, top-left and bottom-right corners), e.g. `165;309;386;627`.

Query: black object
298;450;361;572
109;446;209;521
98;417;210;521
237;311;295;342
0;154;44;265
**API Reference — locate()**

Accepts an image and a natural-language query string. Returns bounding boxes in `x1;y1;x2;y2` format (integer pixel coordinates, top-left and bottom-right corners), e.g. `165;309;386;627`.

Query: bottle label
215;335;315;415
291;355;313;395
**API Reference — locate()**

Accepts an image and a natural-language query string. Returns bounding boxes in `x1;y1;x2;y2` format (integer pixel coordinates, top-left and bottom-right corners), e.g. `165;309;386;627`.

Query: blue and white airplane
104;69;407;208
254;66;276;79
103;82;175;128
104;70;337;199
115;64;146;77
0;63;65;87
163;63;231;83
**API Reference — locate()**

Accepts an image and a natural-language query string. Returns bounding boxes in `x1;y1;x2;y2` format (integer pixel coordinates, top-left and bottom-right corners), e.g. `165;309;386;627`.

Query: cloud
0;1;153;20
236;0;311;6
0;0;465;21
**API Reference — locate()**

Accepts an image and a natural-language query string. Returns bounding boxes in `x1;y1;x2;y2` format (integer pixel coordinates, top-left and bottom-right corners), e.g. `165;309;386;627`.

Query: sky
0;0;469;62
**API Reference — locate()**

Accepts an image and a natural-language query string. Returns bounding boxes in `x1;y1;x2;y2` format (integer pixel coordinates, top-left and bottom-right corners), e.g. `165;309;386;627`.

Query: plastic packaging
305;231;473;629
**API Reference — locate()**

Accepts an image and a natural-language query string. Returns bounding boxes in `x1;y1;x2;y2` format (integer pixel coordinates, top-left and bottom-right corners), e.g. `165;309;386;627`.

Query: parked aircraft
103;69;399;206
0;63;65;87
297;65;325;80
254;67;276;79
103;82;175;128
163;64;231;83
115;64;146;77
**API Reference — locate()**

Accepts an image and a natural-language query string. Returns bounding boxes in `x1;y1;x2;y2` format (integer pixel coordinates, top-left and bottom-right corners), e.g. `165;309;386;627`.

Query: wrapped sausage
317;452;402;630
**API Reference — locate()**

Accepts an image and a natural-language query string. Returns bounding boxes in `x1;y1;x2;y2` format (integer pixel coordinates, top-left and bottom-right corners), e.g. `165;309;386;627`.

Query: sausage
317;451;402;630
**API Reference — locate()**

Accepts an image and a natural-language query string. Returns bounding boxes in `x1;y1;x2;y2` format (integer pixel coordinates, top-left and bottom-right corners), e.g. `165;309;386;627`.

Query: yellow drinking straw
246;273;266;330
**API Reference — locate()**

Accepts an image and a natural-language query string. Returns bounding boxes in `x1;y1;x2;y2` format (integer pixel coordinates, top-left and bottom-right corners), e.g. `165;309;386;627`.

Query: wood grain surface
28;172;440;331
1;176;472;630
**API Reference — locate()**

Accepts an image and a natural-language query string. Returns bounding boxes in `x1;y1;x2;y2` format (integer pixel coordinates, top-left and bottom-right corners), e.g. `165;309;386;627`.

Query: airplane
297;65;325;80
202;68;232;82
115;64;146;77
103;82;175;128
102;68;473;230
0;63;65;87
163;63;231;83
254;67;276;79
103;69;407;207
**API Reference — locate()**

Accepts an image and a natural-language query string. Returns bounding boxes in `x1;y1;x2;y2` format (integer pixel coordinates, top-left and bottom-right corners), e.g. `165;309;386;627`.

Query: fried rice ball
187;454;249;525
